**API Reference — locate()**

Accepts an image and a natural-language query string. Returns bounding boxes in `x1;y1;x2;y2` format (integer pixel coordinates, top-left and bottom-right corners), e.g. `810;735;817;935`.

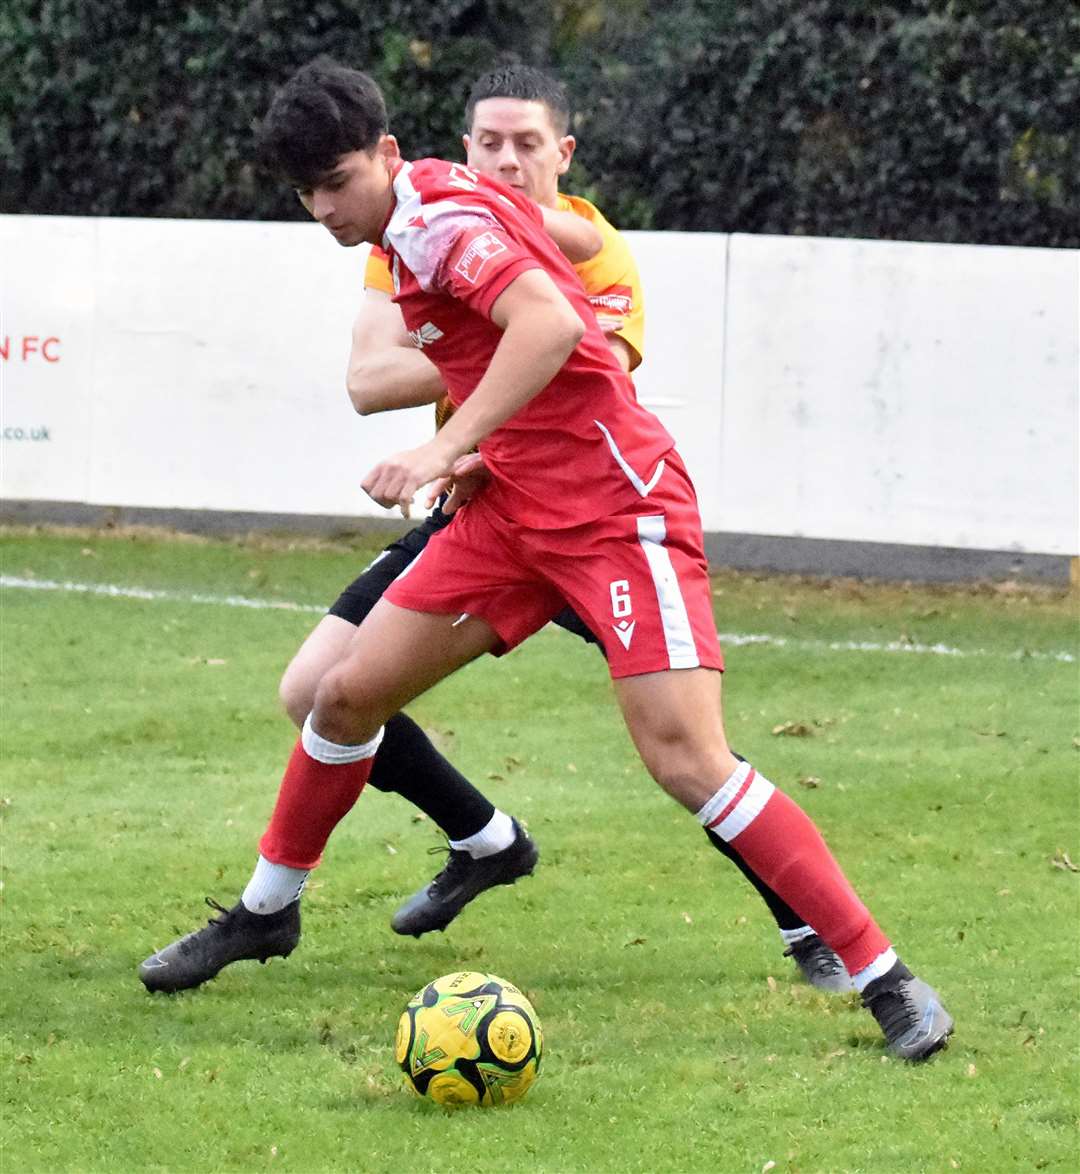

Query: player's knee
278;662;316;730
311;663;381;735
636;729;736;811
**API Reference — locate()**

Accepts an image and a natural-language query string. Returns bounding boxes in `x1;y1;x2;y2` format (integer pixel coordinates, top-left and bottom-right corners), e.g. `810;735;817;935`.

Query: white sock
851;947;899;993
241;855;308;914
779;925;816;947
450;809;516;859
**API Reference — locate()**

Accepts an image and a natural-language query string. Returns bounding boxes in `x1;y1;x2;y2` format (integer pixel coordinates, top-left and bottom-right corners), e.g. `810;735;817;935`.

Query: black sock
367;712;495;841
705;826;809;933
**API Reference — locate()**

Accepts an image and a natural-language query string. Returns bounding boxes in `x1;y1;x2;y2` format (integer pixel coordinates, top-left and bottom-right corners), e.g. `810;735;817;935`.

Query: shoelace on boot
203;896;232;923
783;937;845;976
863;984;915;1038
424;845;471;893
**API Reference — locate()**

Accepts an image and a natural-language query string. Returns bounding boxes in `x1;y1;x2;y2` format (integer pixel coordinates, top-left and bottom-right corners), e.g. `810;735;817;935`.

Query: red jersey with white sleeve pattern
381;158;673;530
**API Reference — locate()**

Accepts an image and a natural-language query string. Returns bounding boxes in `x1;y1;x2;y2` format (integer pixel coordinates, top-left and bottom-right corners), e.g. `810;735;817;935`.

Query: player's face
296;136;400;247
464;99;574;207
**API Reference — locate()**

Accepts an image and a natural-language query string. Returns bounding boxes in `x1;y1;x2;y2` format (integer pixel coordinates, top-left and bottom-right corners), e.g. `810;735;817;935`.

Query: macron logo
454;230;508;285
612;619;636;651
408;321;444;349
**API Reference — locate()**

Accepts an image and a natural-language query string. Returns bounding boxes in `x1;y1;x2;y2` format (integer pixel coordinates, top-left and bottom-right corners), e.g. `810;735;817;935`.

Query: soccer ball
395;970;542;1106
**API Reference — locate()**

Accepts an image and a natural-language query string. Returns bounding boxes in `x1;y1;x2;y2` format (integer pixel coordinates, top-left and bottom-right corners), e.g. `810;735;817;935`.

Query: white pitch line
0;575;325;614
1;574;1074;663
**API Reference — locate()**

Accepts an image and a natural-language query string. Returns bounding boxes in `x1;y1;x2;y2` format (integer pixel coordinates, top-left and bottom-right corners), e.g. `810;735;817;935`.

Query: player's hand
362;441;454;517
429;452;490;514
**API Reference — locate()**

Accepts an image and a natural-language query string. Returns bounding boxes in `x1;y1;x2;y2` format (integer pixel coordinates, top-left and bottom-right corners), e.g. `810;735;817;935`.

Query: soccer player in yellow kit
141;66;854;999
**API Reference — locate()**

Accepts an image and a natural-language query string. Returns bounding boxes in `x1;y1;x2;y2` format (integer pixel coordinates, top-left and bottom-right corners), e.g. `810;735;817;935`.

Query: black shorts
326;505;601;650
327;506;454;626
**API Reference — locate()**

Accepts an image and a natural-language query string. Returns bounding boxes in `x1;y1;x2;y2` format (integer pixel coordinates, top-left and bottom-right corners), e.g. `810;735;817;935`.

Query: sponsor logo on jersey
589;284;633;315
454;230;509;285
409;321;445;349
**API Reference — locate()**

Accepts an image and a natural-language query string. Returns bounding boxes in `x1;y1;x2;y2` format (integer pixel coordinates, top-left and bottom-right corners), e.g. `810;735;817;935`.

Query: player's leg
613;666;952;1060
705;822;852;991
279;613;359;727
555;599;844;990
139;601;501;993
542;460;950;1059
278;518;536;933
380;505;569;936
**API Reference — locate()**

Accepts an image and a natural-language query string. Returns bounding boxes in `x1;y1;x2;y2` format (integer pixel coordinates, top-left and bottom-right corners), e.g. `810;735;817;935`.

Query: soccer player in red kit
275;65;847;990
140;60;953;1061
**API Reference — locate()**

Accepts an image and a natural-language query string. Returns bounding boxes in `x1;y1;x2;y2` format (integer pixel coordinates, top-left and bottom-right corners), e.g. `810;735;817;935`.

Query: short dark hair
465;64;571;137
258;58;388;187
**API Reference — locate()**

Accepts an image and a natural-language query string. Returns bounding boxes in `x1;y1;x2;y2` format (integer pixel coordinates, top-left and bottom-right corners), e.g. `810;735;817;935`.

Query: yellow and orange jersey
553;193;644;372
363;245;395;295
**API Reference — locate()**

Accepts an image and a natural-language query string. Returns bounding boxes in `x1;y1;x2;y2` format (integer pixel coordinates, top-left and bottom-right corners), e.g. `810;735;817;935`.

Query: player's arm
345;288;447;416
538;204;602;263
606;336;633;372
362;268;584;512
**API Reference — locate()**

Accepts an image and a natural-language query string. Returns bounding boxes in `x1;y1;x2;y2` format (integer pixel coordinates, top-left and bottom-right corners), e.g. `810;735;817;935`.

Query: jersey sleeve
363;245;394;294
560;195;645;370
440;225;541;318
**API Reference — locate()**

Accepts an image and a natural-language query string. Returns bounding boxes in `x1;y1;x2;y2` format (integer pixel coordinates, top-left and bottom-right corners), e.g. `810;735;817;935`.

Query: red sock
258;738;375;870
701;765;890;975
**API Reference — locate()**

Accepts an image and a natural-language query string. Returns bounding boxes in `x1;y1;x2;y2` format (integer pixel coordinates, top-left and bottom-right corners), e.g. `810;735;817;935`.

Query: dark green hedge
2;0;1076;245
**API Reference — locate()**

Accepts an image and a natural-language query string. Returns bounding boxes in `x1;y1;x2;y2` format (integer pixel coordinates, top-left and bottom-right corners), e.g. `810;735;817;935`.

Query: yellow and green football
395;971;542;1107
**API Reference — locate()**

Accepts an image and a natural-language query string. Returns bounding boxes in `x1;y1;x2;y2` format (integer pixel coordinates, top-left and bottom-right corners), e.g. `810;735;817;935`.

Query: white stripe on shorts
636;514;700;670
392;548;424;583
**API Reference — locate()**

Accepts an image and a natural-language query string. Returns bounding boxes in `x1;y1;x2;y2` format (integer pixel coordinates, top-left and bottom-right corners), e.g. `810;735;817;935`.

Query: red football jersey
381;158;674;529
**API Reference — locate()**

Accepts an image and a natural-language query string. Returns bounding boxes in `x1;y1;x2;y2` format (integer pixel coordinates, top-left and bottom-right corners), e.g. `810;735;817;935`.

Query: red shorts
384;452;723;679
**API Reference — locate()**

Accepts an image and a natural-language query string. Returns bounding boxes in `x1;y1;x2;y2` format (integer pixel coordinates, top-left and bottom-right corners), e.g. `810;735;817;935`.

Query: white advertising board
1;216;98;502
718;233;1079;553
2;216;431;521
2;215;1077;556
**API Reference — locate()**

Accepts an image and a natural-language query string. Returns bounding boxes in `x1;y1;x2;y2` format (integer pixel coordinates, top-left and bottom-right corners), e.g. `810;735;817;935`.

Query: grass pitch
2;526;1077;1173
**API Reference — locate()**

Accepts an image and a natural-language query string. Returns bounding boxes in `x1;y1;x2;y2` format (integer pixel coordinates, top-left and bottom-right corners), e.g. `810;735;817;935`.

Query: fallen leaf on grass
383;842;397;856
763;1163;777;1173
766;975;778;992
624;936;646;947
797;776;821;789
153;1068;163;1080
772;721;814;737
966;1063;977;1077
1051;849;1078;872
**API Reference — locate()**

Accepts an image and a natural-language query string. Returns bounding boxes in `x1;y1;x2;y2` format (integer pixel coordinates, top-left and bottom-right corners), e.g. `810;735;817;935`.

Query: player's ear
462;133;471;156
377;134;401;164
556;135;576;176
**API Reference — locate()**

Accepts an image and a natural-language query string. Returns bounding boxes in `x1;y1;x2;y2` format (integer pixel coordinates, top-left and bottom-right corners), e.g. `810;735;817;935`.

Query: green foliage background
2;0;1076;245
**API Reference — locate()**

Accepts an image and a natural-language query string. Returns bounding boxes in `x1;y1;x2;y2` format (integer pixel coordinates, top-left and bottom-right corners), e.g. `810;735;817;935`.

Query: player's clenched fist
362;441;455;516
